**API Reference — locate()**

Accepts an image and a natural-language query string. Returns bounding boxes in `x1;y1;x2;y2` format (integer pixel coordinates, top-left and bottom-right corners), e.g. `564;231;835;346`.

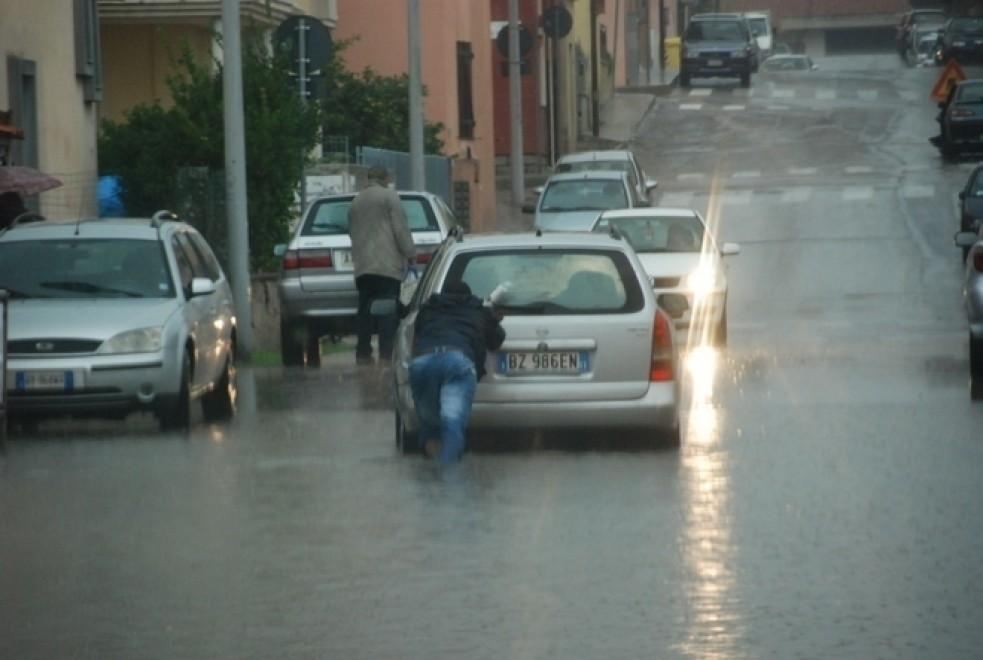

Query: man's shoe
424;439;441;459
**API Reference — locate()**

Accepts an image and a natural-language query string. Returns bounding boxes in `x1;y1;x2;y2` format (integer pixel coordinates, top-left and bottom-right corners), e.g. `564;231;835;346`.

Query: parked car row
954;164;983;400
897;11;983;67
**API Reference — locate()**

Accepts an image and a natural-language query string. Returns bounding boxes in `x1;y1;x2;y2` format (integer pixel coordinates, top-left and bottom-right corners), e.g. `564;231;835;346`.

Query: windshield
445;249;643;314
540;179;628;212
595;215;706;253
913;11;945;25
0;238;175;299
685;20;746;42
302;196;439;236
956;83;983;103
764;57;811;71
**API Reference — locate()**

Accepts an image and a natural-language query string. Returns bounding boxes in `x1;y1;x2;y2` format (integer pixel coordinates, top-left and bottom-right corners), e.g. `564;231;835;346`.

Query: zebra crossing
669;84;897;111
657;182;946;209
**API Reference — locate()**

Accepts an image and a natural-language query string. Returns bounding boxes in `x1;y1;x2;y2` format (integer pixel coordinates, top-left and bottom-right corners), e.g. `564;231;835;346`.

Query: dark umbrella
0;166;62;195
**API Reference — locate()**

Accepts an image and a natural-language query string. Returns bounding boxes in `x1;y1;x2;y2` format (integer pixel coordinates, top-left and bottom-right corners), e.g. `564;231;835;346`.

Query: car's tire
662;422;682;449
280;319;305;367
970;334;983;401
395;409;420;455
304;327;322;368
679;71;691;88
159;352;192;432
202;349;237;422
740;72;751;88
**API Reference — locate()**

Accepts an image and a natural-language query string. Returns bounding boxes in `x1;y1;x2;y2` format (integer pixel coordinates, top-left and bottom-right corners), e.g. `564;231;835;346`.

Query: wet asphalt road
3;54;983;659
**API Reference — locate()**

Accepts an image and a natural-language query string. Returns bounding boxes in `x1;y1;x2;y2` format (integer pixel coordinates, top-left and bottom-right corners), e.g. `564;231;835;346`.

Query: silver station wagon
0;214;237;430
390;230;682;449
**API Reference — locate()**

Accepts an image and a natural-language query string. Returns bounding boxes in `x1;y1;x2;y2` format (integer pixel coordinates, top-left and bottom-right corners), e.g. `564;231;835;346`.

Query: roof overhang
98;1;336;28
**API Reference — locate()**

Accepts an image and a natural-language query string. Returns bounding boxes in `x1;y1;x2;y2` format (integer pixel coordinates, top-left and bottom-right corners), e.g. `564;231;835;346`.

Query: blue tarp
98;175;126;217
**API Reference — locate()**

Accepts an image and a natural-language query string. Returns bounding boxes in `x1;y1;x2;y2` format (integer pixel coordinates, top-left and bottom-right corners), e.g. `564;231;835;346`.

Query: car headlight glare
686;266;717;298
98;327;163;354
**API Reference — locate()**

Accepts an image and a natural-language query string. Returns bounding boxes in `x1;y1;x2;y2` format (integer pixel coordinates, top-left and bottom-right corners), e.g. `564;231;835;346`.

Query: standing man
409;281;506;463
349;166;416;366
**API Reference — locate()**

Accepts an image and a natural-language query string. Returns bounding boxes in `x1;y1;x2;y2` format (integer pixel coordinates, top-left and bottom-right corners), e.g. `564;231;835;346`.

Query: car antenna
74;186;87;236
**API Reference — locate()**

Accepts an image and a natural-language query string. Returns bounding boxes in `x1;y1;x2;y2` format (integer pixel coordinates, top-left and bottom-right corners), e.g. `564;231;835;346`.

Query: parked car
938;79;983;159
761;54;817;72
275;191;456;366
936;16;983;65
680;13;757;88
0;213;237;430
389;230;683;450
744;11;773;61
896;9;946;55
909;24;945;66
529;171;645;232
954;230;983;400
959;164;983;260
591;208;740;346
554;150;658;205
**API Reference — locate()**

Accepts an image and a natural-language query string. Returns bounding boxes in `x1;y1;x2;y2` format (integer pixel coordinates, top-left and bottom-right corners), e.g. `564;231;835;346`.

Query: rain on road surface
3;54;983;659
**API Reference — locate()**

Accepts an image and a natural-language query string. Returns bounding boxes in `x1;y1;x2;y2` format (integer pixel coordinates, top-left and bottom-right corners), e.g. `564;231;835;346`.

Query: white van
744;11;773;60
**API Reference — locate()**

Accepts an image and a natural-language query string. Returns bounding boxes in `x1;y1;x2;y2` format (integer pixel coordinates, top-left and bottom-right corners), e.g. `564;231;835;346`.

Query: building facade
1;0;103;218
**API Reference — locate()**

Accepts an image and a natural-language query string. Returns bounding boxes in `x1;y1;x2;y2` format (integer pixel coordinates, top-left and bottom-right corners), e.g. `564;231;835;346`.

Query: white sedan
591;208;740;346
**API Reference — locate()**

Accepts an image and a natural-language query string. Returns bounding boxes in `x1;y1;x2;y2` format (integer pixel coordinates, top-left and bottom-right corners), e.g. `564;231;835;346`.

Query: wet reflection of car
760;54;817;73
958;163;983;259
954;229;983;400
389;231;682;450
529;171;645;232
554;150;658;205
0;214;237;430
275;191;455;367
591;208;739;346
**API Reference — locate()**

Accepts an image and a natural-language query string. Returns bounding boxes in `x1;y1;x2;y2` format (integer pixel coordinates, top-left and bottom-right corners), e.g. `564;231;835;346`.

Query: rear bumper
683;57;751;77
278;277;358;321
467;381;679;431
948;120;983;144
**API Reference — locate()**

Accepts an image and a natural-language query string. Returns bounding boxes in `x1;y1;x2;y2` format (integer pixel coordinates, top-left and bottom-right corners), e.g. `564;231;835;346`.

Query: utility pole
221;0;254;356
407;0;425;191
658;0;667;84
508;0;525;207
590;1;600;136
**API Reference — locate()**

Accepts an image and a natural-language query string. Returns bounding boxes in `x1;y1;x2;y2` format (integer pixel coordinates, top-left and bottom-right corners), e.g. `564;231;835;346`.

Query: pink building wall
335;0;497;230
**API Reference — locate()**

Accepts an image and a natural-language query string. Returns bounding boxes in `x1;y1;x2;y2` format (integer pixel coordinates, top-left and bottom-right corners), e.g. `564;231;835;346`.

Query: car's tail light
415;250;433;265
282;249;333;270
650;308;674;382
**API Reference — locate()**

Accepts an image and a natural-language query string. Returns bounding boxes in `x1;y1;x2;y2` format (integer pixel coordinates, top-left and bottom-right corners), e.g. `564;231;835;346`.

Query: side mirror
190;277;217;297
534;186;544;195
369;297;398;317
721;242;741;256
645;179;659;192
273;243;287;257
955;231;979;248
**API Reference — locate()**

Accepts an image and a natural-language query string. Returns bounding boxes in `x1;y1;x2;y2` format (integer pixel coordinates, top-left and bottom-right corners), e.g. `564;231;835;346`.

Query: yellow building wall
0;0;99;218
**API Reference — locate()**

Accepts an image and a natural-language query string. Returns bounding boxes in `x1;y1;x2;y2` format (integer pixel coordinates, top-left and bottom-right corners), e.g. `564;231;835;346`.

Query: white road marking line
731;170;761;179
723;104;746;111
659;192;695;208
766;105;790;111
689;89;712;97
843;186;874;201
816;89;836;100
679;103;703;111
721;190;752;206
902;184;935;199
771;89;794;99
845;166;873;174
677;173;706;182
900;91;918;102
858;90;879;101
781;188;812;203
788;167;818;176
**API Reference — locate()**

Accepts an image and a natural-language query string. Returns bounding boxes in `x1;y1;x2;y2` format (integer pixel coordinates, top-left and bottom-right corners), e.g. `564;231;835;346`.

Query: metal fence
355;146;452;206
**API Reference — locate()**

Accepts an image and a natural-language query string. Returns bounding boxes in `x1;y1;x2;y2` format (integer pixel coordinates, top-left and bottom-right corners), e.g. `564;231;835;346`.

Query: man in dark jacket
409;280;506;463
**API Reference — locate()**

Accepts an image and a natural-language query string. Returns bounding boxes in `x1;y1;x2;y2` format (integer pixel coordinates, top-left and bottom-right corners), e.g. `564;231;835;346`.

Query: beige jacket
348;183;416;280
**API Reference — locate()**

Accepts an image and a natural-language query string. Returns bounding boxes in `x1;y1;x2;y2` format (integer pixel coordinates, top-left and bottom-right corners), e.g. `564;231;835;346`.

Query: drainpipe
590;0;600;137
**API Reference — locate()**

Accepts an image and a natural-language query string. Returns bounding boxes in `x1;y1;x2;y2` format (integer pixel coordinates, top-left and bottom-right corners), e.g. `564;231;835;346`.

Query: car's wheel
202;349;237;422
395;409;420;455
159;352;192;432
280;319;305;367
679;71;691;88
740;72;751;88
970;334;983;401
304;327;322;368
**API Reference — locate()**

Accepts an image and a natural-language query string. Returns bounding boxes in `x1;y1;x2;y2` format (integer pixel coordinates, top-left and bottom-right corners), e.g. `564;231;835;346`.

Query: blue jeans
408;350;478;464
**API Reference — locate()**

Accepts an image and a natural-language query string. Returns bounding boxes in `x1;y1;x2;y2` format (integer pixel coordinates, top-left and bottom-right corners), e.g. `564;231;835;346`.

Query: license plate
498;351;589;375
707;58;723;66
13;370;82;392
333;249;354;271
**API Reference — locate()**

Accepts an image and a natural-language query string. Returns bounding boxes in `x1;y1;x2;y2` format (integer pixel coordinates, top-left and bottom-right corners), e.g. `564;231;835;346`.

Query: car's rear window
0;238;175;299
302;197;439;236
444;249;645;315
556;160;637;187
957;83;983;104
595;215;705;253
541;180;628;212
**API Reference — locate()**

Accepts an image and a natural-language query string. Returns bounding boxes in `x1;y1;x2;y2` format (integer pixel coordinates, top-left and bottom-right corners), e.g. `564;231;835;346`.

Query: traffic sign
496;24;534;59
931;59;967;102
542;6;573;39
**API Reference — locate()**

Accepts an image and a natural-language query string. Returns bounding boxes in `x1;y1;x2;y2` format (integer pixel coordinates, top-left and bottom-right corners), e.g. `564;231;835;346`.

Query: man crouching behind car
409;281;506;463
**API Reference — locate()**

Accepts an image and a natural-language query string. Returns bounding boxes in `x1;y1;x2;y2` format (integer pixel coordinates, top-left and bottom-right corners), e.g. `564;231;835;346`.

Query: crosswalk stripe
845;166;873;174
843;186;874;201
689;89;712;97
659;192;695;208
788;167;818;176
771;89;794;99
723;104;745;111
677;173;706;182
721;190;752;206
679;103;703;111
858;90;879;101
781;188;812;203
816;89;836;100
766;105;789;111
902;184;935;199
731;170;761;179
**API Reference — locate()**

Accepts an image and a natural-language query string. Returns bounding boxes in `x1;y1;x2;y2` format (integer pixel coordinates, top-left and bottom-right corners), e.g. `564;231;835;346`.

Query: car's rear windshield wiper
40;280;144;297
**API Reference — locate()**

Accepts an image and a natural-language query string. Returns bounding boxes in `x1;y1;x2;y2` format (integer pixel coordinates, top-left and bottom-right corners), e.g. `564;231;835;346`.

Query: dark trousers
355;273;401;361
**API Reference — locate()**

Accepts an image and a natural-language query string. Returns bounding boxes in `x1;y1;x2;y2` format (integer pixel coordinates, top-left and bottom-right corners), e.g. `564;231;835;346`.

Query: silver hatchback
276;191;456;366
955;229;983;399
0;214;237;430
391;231;682;450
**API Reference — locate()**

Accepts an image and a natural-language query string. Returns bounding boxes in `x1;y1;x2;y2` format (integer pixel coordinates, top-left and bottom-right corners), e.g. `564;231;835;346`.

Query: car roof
447;231;632;252
557;150;632;164
743;12;769;18
309;189;438;203
691;13;744;21
598;207;699;220
0;217;189;241
544;170;628;183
